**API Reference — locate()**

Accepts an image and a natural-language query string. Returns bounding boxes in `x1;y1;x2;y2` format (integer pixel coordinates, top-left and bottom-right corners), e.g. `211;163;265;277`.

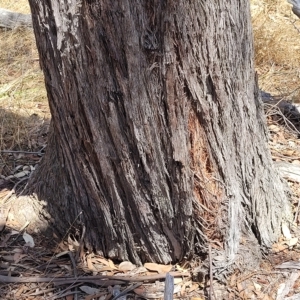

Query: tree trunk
21;0;292;274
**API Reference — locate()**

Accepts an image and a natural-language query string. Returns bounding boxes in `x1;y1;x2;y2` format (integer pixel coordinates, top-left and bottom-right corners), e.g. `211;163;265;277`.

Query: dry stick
208;245;217;300
67;251;78;300
0;150;44;155
50;282;83;300
0;271;189;284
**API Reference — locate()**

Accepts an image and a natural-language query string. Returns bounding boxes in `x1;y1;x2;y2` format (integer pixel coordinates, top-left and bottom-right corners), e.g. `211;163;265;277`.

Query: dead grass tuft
251;0;300;101
0;1;48;155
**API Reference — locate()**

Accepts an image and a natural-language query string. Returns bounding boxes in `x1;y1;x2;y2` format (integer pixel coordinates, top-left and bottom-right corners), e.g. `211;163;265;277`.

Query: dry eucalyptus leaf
96;266;116;272
23;232;35;247
174;278;182;284
14;170;30;178
94;257;110;266
253;281;262;291
2;255;15;262
79;285;100;295
282;223;292;240
188;283;199;293
87;255;96;271
287;237;298;247
14;165;23;171
144;262;172;273
13;252;27;263
108;259;117;270
0;207;9;231
272;242;288;252
173;284;181;293
118;261;136;271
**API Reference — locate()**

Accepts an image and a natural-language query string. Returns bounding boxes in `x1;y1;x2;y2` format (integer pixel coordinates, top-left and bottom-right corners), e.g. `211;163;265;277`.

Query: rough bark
21;0;292;275
0;8;32;29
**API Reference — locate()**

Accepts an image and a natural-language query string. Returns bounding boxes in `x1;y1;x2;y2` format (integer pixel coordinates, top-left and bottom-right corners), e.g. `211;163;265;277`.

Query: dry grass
251;0;300;101
0;0;48;155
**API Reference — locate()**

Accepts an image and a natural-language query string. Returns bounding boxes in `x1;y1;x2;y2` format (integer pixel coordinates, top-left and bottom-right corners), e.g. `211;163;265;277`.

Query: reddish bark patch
188;109;224;244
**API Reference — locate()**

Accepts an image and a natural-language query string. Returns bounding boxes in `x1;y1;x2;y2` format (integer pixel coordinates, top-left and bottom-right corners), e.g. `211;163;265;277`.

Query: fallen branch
0;272;189;285
0;8;32;29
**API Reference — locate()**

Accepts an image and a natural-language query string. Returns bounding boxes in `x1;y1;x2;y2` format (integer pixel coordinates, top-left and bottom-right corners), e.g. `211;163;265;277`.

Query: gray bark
0;8;32;29
20;0;292;277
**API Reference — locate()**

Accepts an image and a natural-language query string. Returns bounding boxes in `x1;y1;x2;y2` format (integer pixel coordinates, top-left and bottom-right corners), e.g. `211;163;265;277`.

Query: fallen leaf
174;284;181;293
87;255;97;272
253;281;261;291
23;232;35;248
13;252;27;263
118;261;136;271
287;237;298;247
272;242;288;252
108;259;117;270
282;223;292;240
5;170;30;180
144;262;172;273
93;257;110;266
0;207;9;231
96;266;116;272
175;264;189;272
188;283;199;293
174;278;182;284
2;255;15;262
67;235;79;251
80;285;100;295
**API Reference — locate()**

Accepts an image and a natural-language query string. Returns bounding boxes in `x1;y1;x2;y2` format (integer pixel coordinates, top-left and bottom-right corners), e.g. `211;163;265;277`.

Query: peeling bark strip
0;8;32;29
25;0;292;273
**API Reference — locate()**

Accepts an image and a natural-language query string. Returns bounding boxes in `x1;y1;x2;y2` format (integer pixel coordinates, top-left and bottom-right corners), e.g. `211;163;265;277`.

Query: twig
208;244;217;300
0;272;189;284
49;282;82;300
0;150;43;155
68;251;78;300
